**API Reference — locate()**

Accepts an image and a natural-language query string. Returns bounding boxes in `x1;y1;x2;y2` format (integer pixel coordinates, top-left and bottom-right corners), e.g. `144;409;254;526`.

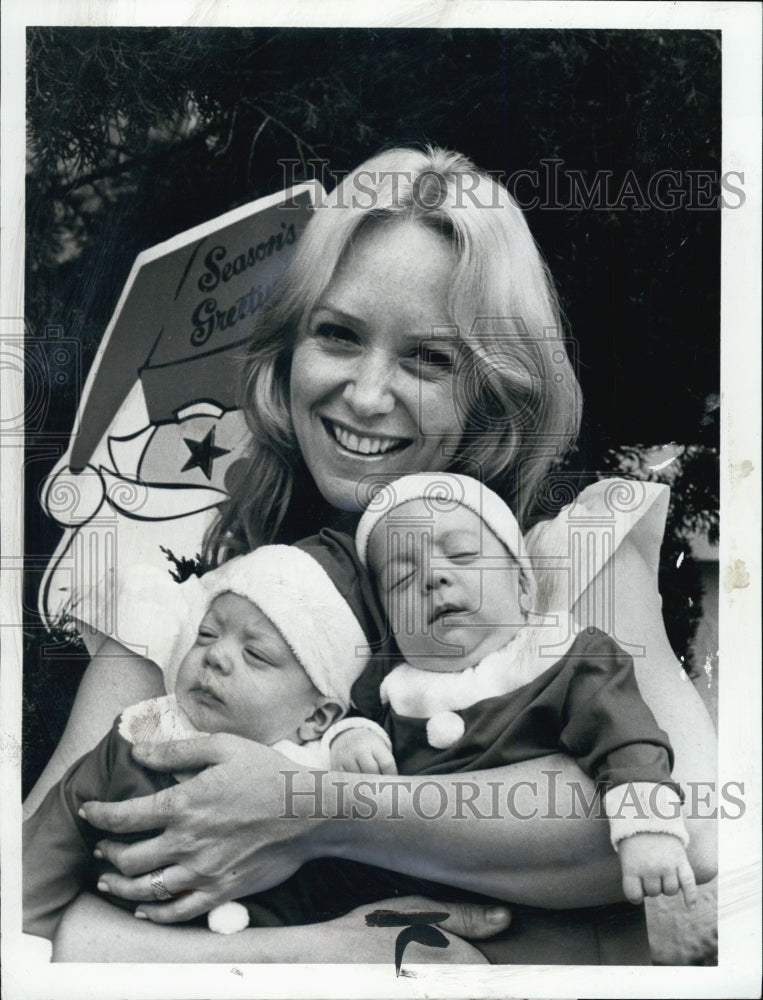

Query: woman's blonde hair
205;146;581;564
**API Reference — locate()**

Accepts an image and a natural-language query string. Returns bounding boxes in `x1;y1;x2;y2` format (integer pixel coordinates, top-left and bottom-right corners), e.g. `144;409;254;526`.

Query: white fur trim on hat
199;546;368;711
355;473;535;595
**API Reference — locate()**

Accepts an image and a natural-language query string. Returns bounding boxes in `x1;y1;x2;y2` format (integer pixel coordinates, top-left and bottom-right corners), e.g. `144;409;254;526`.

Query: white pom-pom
207;901;249;934
426;711;465;749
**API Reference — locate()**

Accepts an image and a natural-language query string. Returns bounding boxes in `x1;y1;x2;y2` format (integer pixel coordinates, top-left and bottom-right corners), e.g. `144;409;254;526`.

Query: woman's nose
341;352;395;417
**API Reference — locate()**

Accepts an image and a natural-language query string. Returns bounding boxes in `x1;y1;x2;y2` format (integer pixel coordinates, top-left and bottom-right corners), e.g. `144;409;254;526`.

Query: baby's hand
329;727;398;775
618;832;697;908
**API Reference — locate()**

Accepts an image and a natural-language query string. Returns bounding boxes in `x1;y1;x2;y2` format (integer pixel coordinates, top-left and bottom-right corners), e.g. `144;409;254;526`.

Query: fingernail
97;880;108;892
134;910;147;920
93;848;103;859
487;906;509;923
78;807;87;819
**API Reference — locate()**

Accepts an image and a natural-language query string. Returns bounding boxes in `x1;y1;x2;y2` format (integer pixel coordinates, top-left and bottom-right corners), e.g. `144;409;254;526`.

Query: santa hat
198;545;369;711
355;472;536;599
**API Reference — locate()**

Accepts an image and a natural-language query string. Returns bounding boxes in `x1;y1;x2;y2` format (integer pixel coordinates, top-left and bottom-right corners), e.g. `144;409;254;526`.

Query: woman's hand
85;734;623;915
81;733;325;922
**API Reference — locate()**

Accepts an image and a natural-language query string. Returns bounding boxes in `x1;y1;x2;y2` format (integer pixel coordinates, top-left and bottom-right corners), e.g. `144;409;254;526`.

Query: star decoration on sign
181;427;230;480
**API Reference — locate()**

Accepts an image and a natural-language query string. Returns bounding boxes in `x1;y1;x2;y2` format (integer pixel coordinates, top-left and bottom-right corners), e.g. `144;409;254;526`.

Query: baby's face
368;499;524;672
175;593;320;744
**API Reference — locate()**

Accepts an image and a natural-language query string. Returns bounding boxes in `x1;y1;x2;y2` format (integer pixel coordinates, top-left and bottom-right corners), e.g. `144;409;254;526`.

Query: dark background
24;27;721;795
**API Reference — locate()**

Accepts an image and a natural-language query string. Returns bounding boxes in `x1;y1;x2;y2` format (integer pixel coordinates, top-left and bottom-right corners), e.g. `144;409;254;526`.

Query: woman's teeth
327;421;406;455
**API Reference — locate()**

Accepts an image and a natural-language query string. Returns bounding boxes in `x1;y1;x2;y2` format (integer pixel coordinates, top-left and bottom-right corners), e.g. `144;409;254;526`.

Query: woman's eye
418;345;454;371
313;322;358;346
403;343;454;379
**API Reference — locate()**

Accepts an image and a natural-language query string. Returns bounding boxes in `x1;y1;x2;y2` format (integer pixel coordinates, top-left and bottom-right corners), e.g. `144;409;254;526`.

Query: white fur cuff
604;782;689;851
323;717;392;751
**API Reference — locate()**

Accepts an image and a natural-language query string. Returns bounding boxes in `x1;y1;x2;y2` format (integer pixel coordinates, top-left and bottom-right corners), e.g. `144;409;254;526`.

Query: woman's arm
572;535;718;884
82;736;623;914
23;640;165;819
51;893;502;963
81;536;716;913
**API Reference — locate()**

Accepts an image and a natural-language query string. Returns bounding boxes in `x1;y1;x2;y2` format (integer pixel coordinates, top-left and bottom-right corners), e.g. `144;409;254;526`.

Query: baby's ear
298;699;345;742
518;565;537;615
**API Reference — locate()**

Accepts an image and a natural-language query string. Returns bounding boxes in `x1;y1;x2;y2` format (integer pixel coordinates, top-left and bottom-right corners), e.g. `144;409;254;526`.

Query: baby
23;543;376;940
332;473;697;909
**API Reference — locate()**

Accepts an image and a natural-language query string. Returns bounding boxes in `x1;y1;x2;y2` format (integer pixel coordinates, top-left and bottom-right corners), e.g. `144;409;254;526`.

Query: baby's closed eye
243;647;275;667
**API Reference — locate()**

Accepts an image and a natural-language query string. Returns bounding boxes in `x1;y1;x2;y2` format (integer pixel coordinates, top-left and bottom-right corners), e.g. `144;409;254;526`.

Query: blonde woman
28;147;716;964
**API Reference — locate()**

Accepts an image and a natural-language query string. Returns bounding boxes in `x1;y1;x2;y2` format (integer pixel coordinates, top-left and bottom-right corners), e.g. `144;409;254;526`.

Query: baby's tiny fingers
375;749;398;776
661;871;680;896
641;875;663;898
622;875;644;905
678;859;698;909
359;750;384;775
331;756;354;774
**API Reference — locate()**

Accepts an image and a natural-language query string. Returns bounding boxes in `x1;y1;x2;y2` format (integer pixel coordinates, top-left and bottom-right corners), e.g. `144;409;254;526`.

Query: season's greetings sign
69;184;317;466
40;184;321;630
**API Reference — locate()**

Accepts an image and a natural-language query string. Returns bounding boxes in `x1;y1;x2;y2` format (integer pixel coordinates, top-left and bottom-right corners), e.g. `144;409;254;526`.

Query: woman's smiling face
289;219;467;511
